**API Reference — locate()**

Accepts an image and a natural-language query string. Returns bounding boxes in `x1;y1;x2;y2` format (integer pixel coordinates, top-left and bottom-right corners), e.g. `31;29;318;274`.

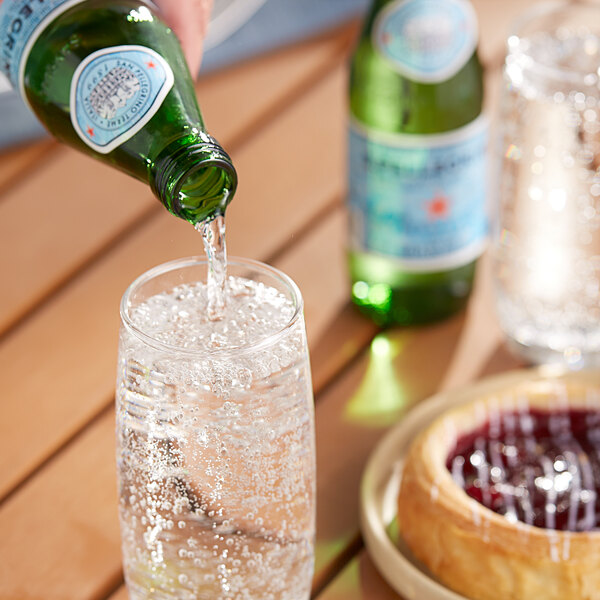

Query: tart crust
398;374;600;600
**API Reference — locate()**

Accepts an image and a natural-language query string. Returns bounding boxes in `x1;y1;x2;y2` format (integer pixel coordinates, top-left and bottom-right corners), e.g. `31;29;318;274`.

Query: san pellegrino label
70;45;174;153
0;0;87;93
348;115;488;272
0;0;174;152
373;0;478;83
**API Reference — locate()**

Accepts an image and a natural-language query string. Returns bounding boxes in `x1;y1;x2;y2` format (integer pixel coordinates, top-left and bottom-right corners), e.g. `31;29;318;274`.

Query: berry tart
398;372;600;600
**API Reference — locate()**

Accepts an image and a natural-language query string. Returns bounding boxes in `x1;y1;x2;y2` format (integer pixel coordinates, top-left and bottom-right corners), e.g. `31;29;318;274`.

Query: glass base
505;337;600;370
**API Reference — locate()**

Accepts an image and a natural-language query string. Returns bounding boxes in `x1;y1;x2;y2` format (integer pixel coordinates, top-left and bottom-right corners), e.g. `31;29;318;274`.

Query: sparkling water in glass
493;1;600;368
116;257;316;600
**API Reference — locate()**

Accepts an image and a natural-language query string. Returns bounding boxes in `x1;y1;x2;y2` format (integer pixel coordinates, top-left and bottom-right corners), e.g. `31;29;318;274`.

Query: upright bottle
348;0;487;325
0;0;237;224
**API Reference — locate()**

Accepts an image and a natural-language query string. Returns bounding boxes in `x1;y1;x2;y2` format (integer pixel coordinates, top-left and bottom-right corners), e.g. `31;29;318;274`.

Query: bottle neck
151;133;238;224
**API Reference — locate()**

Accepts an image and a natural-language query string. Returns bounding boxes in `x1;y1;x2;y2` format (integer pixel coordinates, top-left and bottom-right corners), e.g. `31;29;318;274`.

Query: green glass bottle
348;0;487;325
0;0;236;224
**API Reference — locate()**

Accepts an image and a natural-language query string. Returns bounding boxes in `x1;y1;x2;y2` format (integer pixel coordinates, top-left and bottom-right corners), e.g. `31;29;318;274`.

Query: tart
398;372;600;600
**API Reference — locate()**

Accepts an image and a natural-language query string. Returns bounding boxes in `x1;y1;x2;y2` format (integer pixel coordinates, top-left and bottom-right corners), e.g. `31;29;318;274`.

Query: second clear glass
493;0;600;368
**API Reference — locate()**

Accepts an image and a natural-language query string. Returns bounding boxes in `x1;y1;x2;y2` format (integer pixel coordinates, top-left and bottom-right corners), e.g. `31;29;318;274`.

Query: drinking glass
115;256;316;600
493;1;600;368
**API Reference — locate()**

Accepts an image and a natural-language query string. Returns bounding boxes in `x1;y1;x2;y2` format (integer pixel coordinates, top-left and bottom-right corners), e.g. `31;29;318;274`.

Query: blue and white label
70;45;174;154
0;0;87;92
373;0;478;83
348;116;488;271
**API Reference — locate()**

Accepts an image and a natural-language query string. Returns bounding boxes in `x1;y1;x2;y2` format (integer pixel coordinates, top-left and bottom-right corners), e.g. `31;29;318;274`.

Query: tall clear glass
115;257;316;600
493;1;600;369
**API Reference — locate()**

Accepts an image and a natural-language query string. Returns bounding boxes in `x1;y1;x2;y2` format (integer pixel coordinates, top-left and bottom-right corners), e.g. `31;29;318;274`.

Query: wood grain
0;411;121;600
197;23;358;149
0;139;57;195
315;552;401;600
0;150;154;335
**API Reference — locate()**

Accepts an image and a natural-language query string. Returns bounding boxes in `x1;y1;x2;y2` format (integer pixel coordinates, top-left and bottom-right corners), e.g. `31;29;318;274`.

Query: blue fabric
0;92;48;146
0;0;369;149
201;0;369;73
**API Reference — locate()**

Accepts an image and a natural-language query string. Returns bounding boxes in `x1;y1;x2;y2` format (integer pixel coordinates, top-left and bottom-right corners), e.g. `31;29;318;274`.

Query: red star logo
146;60;156;69
86;127;95;137
427;194;450;219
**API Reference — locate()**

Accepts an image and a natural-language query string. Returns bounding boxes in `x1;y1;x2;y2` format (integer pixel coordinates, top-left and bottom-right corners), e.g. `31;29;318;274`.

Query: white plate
359;367;570;600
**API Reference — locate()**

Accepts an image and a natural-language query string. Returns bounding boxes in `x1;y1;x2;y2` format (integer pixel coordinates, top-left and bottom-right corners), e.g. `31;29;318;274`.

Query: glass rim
120;255;304;357
507;0;600;84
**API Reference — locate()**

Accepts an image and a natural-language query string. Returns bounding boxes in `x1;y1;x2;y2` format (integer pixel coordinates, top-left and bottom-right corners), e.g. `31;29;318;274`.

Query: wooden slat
269;207;379;395
0;151;153;334
0;139;56;194
226;64;346;260
0;411;121;600
472;0;553;67
0;24;352;338
277;209;349;347
309;302;379;396
314;553;397;600
0;60;348;501
312;311;473;587
108;586;128;600
436;252;504;392
197;23;358;148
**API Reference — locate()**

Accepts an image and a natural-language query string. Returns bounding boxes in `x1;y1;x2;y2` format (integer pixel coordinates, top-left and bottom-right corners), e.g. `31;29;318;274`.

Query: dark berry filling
446;409;600;531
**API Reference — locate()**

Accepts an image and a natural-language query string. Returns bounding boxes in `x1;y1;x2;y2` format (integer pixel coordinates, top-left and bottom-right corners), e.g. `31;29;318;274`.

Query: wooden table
0;2;554;598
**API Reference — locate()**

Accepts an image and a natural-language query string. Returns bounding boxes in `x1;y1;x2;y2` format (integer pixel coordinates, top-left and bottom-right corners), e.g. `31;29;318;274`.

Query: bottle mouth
153;135;238;224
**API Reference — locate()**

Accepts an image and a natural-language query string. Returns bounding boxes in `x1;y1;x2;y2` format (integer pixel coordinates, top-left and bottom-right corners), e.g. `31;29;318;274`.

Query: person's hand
156;0;213;77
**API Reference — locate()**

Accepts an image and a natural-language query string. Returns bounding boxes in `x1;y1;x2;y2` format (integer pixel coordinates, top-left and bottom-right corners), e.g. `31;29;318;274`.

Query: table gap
0;398;115;507
0;203;161;345
0;140;60;200
223;22;359;153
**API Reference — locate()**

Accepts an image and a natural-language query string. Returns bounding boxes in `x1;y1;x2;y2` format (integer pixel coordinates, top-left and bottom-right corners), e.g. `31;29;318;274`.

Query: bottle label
348;116;488;272
70;45;174;154
373;0;478;83
0;0;88;92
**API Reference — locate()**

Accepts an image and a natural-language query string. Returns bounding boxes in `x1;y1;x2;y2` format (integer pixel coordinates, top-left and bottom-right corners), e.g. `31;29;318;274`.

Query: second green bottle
348;0;487;325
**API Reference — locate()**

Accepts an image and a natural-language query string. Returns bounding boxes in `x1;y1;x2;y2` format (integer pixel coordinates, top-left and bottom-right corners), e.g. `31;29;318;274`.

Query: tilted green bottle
0;0;237;224
348;0;487;325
